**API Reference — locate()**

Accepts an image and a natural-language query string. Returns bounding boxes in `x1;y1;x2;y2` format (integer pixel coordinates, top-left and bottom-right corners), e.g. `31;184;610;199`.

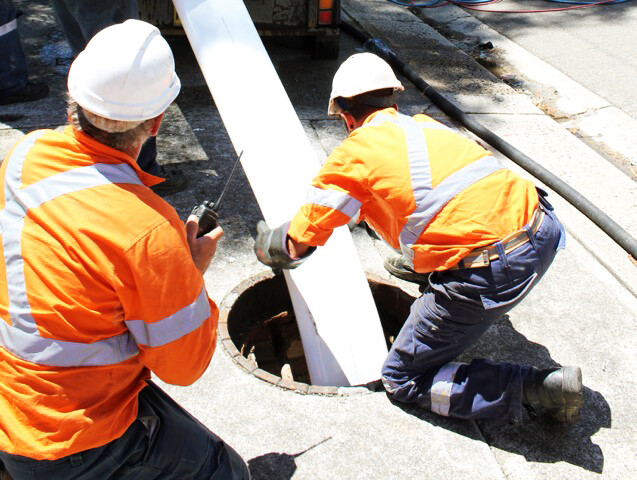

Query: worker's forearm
287;235;310;259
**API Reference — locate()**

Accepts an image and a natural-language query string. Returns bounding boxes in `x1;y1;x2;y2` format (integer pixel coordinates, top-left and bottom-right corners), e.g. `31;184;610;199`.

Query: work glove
254;221;315;269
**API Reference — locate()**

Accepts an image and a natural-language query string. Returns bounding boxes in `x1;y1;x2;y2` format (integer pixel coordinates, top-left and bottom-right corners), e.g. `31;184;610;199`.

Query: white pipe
173;0;388;386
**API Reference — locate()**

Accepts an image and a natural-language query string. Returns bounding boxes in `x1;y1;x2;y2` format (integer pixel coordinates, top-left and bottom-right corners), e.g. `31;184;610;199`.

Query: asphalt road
455;0;637;120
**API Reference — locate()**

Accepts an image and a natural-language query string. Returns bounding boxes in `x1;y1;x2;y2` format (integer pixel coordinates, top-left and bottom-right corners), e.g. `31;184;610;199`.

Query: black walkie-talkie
191;151;243;238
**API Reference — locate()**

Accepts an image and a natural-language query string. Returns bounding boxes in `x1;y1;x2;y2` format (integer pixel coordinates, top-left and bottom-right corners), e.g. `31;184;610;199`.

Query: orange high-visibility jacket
0;127;218;460
288;108;539;272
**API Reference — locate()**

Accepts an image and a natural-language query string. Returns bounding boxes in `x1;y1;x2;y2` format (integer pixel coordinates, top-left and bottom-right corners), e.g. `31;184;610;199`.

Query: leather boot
522;366;583;423
383;254;429;285
150;167;188;196
0;82;49;106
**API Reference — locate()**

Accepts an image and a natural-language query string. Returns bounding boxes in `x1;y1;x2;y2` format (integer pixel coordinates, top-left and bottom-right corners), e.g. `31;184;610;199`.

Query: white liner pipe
173;0;388;386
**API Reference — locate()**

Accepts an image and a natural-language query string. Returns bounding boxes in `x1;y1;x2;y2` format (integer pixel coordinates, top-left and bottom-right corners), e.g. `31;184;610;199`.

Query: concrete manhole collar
218;270;415;396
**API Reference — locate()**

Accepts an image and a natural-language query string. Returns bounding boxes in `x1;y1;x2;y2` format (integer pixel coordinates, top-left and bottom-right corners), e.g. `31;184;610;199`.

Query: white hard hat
68;19;181;123
328;52;404;116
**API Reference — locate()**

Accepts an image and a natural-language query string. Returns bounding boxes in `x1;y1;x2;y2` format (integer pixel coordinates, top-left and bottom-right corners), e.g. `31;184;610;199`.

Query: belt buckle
479;249;490;267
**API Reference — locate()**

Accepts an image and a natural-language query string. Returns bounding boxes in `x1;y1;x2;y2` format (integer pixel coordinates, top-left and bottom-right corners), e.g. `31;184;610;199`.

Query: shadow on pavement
477;385;609;474
248;437;332;480
388;315;610;474
248;452;297;480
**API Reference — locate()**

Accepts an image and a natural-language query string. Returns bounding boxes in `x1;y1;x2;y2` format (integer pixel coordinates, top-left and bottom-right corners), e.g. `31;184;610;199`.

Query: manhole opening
220;272;415;394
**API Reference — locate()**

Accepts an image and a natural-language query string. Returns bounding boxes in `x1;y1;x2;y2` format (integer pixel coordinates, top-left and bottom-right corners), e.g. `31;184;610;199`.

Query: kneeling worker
255;52;583;424
0;20;249;478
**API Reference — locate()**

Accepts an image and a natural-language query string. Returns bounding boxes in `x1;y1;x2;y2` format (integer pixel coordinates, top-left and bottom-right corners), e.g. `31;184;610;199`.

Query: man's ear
339;112;357;133
149;113;165;136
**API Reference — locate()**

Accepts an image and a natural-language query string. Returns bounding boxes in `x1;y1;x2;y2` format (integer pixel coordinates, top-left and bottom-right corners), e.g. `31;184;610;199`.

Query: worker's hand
186;214;223;274
254;220;315;269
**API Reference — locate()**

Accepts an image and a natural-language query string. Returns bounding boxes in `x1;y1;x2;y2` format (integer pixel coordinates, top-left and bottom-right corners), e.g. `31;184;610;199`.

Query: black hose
340;19;637;259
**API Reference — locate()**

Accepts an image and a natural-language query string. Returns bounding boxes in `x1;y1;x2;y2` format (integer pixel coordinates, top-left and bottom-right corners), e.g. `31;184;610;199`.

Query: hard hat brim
327;85;404;117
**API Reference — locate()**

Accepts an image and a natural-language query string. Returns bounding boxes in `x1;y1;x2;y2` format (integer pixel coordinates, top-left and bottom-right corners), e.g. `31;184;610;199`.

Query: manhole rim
218;270;400;396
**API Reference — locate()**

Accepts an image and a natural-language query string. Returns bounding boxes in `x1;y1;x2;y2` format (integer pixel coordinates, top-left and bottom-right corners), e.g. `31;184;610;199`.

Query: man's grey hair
68;97;154;152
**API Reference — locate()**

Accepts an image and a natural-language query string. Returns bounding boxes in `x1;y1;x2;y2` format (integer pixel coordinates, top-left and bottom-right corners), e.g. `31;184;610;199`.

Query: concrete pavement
1;0;636;478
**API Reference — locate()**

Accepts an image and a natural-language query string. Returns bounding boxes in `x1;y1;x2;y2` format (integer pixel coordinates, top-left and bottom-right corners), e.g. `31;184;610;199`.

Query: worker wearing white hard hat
0;20;249;479
68;19;181;127
255;52;582;425
50;0;188;195
327;52;404;116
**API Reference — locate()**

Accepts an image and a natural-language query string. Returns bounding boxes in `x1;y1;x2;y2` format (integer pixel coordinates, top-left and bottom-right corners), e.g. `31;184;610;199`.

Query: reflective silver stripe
362;113;505;267
0;19;17;37
399;155;504;264
430;362;462;416
305;186;362;219
4;216;35;332
2;132;46;332
0;132;146;366
0;319;138;367
365;112;449;131
0;163;143;235
365;112;395;128
396;114;433;265
3;132;46;205
125;287;210;348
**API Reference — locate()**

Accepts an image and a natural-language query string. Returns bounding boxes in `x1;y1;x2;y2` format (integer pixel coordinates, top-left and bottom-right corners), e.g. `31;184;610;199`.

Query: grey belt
451;207;545;270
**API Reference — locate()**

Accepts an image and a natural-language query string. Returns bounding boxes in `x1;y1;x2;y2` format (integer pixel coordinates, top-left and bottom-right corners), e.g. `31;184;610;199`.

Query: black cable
340;19;637;259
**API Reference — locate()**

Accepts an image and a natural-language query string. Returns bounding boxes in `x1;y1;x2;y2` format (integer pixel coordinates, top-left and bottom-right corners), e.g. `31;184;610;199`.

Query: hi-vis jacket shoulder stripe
0;131;210;367
304;185;362;219
365;113;505;267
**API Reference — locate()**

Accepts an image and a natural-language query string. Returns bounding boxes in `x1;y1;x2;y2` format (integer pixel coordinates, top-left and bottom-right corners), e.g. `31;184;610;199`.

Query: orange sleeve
111;219;217;386
288;139;370;246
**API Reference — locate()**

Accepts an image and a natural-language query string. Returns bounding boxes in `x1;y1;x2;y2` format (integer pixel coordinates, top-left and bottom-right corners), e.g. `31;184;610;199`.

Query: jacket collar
361;107;399;127
65;126;164;188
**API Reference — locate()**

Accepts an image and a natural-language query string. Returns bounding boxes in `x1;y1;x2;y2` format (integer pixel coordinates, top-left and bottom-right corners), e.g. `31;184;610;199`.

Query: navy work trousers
49;0;139;57
0;0;27;96
382;202;565;422
0;381;250;479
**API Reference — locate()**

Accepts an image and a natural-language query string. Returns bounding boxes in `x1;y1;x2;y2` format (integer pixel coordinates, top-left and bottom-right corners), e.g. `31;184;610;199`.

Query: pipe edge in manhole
218;270;415;396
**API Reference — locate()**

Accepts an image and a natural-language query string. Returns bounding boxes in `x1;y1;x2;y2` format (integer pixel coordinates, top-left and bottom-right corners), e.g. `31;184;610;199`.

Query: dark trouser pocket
479;272;538;310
